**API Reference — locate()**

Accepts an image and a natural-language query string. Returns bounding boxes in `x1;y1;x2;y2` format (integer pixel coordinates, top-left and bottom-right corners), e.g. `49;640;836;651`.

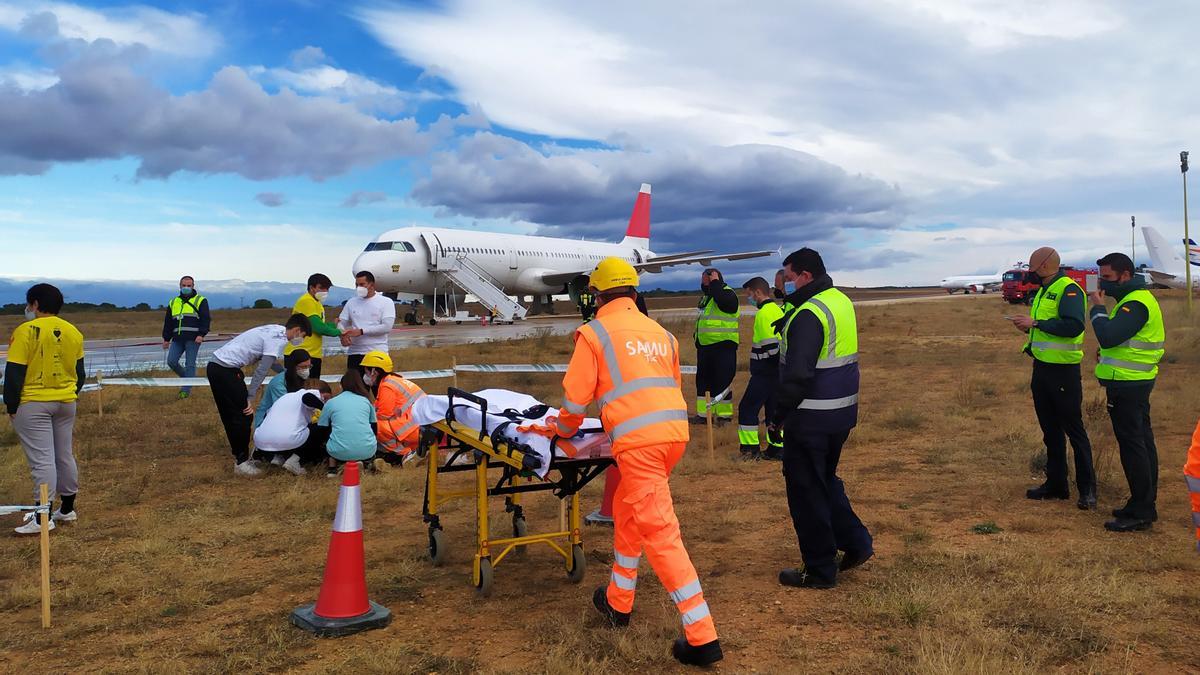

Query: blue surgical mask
180;287;195;296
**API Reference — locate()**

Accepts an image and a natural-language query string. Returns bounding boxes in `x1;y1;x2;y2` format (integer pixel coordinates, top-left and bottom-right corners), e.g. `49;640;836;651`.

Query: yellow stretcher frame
420;389;613;597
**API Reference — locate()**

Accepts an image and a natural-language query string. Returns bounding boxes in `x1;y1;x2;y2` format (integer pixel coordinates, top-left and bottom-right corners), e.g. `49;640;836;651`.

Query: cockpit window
363;241;417;252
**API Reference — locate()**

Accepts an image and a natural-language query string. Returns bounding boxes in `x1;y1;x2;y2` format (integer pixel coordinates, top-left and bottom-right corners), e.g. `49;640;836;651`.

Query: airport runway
1;292;987;376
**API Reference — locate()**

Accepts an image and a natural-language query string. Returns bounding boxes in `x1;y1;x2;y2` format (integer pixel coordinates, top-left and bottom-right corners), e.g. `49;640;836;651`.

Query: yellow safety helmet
359;350;394;372
589;257;639;292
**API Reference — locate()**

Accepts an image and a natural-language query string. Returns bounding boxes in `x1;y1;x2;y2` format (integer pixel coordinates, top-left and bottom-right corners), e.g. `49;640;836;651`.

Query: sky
0;0;1196;290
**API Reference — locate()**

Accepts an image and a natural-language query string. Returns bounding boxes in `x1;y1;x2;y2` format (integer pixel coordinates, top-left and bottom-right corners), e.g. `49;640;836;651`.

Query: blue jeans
167;339;201;392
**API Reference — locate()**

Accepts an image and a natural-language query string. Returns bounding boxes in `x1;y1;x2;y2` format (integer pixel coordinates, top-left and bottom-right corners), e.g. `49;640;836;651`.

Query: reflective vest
168;295;206;338
696;285;740;346
750;300;785;374
557;297;689;454
1095;289;1164;382
1183;418;1200;552
376;373;426;454
1025;276;1086;364
781;287;860;429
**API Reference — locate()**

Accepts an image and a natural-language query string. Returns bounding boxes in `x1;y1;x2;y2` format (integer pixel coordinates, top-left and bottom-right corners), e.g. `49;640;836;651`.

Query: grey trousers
13;401;79;502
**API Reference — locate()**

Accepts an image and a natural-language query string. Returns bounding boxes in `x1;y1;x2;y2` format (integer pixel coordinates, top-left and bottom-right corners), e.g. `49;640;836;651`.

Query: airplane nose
353;250;402;287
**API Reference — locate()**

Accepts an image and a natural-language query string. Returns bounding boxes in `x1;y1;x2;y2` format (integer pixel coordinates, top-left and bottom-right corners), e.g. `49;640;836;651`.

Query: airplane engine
516;268;560;295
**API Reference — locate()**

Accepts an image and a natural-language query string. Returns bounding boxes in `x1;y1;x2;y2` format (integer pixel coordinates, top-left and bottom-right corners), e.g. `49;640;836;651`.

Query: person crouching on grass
317;370;379;477
253;380;333;476
253;349;313;431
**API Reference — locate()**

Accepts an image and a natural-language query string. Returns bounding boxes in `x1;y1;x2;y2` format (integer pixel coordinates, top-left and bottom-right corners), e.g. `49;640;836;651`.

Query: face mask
180;287;195;296
296;367;312;379
290;336;305;346
24;307;36;321
314;291;329;302
355;286;369;298
363;372;377;386
1098;278;1124;296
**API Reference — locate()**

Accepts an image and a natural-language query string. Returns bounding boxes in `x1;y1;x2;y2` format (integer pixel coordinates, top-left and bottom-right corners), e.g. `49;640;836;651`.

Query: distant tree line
0;301;162;315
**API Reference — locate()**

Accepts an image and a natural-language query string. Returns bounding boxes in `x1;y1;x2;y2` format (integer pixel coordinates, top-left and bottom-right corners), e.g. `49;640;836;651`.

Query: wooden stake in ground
705;391;714;460
39;482;50;629
96;371;104;418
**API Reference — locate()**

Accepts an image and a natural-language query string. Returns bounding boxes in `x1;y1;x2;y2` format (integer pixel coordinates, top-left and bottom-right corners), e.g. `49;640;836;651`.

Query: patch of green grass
971;521;1003;535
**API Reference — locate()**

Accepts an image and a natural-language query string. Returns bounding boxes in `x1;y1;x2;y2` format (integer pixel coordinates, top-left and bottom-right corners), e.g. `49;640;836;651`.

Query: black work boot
778;568;835;589
673;637;724;667
762;445;784;461
1104;517;1153;532
1077;486;1097;510
592;586;630;627
838;549;874;572
1025;483;1069;500
738;445;761;461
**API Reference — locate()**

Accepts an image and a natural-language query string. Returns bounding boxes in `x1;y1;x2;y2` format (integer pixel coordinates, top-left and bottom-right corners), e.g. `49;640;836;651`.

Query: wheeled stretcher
417;388;614;597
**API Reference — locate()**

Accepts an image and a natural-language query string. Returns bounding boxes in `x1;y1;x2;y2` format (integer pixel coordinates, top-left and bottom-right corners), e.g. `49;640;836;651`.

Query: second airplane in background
353;184;773;321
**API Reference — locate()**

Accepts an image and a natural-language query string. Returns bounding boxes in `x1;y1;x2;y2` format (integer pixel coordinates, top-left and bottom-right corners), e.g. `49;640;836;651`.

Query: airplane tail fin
1188;238;1200;267
619;183;651;249
1141;226;1181;272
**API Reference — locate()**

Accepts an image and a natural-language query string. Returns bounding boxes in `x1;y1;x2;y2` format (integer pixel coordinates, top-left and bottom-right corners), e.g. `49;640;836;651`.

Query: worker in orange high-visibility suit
360;351;426;461
556;257;722;667
1183;418;1200;552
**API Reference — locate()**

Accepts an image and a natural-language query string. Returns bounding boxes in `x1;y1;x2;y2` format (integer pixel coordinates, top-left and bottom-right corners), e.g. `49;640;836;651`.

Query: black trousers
207;364;250;463
1031;362;1095;494
309;358;323;381
289;424;331;465
695;341;737;415
1106;382;1158;520
738;372;778;432
781;425;873;583
347;354;365;372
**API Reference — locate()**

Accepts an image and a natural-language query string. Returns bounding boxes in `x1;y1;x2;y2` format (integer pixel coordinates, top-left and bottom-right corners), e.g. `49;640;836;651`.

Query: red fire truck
1003;266;1096;304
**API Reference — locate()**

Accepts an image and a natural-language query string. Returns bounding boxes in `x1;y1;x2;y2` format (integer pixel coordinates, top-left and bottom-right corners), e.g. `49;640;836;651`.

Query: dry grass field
1;292;1198;673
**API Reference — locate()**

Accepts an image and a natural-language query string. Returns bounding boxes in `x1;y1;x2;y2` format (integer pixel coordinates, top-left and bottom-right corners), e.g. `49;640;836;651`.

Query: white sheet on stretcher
410;388;605;478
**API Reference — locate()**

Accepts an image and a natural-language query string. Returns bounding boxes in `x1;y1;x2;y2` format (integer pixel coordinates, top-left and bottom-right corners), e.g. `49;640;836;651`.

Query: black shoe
762;447;783;461
592;586;630;627
838;549;874;572
738;445;761;461
778;568;835;589
1111;506;1158;522
672;637;723;667
1026;484;1069;500
1103;517;1153;532
1077;489;1097;511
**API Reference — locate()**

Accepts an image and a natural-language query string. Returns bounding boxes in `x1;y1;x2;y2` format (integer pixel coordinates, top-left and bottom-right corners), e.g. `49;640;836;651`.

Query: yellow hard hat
359;350;393;372
590;257;639;292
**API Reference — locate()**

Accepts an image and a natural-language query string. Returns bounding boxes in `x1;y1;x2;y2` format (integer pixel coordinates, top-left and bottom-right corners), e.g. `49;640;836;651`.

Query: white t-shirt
212;325;289;369
254;389;320;452
337;294;396;355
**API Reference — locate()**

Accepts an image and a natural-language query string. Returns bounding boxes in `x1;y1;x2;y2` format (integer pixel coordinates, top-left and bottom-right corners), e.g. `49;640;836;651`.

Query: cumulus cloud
342;191;387;207
411;133;909;270
0;1;219;57
255;192;286;207
0;44;440;180
248;46;430;116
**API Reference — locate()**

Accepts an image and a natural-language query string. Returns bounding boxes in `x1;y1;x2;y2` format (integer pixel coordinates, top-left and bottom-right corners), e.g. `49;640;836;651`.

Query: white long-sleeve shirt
337;293;396;355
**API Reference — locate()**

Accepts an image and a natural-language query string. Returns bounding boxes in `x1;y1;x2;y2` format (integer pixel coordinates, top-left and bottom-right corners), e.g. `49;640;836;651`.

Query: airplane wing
538;249;775;287
1145;269;1178;283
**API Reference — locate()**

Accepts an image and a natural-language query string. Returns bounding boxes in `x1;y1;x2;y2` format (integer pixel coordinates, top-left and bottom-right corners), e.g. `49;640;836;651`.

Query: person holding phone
1008;247;1096;510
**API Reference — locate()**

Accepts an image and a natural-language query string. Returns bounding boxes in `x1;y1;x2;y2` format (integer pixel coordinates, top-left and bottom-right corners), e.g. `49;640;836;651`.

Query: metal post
1131;215;1136;267
39;482;51;629
1183;151;1192;314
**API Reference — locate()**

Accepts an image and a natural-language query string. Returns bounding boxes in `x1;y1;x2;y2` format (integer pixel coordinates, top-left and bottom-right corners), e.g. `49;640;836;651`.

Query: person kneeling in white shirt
338;271;396;371
254;380;333;476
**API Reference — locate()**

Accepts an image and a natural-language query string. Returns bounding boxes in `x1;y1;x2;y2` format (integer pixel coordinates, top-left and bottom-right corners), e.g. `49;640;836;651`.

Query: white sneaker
14;512;55;535
234;460;263;477
282;454;307;476
270;454;287;467
584;509;614;527
51;509;77;524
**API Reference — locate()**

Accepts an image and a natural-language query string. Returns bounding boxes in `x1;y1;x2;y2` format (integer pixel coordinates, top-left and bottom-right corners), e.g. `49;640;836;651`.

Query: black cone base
290;601;392;637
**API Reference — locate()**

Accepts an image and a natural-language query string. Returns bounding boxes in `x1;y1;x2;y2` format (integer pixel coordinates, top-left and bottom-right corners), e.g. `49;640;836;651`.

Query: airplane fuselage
353;227;654;296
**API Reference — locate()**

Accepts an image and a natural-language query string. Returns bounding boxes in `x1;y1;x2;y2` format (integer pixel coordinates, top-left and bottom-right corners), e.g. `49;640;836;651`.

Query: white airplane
352;184;773;321
938;265;1015;294
1141;225;1200;290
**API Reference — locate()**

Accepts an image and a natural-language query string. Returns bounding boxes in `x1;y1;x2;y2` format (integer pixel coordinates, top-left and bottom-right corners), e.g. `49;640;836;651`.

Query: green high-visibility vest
1095;289;1165;382
696;284;740;346
1025;275;1086;364
780;287;860;415
168;294;206;336
750;301;784;362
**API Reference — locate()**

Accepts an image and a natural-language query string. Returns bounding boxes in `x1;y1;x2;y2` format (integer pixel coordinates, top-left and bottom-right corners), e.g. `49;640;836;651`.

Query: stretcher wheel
513;517;528;556
566;544;586;583
476;558;494;597
428;529;446;567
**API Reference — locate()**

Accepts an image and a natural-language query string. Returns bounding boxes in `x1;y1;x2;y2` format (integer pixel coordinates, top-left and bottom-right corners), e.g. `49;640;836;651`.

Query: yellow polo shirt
285;293;326;358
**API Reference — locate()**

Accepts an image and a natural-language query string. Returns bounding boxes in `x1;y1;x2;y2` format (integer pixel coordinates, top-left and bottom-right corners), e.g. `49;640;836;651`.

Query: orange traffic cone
291;461;391;636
